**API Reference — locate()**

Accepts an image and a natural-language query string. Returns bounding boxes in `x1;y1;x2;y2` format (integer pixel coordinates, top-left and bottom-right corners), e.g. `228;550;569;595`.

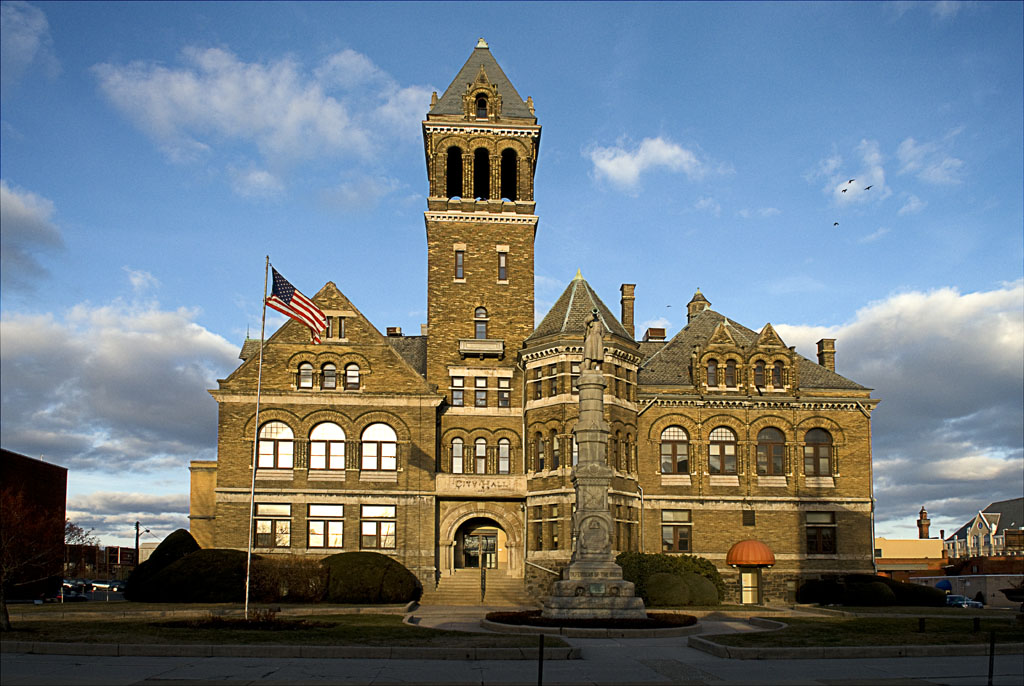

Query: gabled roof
526;272;632;345
640;308;868;390
947;498;1024;541
429;39;534;120
387;336;427;378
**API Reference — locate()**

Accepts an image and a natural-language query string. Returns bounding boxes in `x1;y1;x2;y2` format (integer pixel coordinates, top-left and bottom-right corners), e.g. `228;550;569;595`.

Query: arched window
451;437;464;474
756;427;785;476
625;433;633;472
708;426;737;475
725;360;737;387
772;361;784;387
310;423;345;470
804;428;833;476
446;146;463;198
500;148;518;201
551;430;560;469
258;421;294;469
298;362;313;389
474;307;488;339
344;363;360;390
498;438;511;474
473;147;490;199
707;359;718;387
572;434;579;466
754;361;766;388
535;432;546;471
476;96;488;119
321;363;337;390
660;426;688;474
615;431;623;471
475;437;487;474
361;423;397;471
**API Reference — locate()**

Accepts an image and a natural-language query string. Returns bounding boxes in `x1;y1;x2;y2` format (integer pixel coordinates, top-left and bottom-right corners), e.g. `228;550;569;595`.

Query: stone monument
541;310;647;619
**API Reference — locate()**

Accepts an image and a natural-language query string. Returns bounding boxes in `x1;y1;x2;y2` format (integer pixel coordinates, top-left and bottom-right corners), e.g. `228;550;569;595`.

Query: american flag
266;268;327;344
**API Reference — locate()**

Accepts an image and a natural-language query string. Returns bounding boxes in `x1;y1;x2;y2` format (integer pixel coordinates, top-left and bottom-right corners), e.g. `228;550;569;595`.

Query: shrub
796;579;843;605
125;529;200;601
843;574;945;607
616;552;724;604
146;549;251;603
841;581;896;607
681;571;719;605
321;552;422;604
646;572;690;607
251;556;328;603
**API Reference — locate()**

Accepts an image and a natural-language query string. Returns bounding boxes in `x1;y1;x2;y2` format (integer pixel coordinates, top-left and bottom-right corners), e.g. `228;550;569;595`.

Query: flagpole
244;256;270;620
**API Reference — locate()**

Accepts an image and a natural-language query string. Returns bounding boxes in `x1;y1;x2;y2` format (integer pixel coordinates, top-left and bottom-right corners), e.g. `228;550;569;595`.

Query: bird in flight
847;179;855;184
841;188;847;193
864;185;873;190
834;222;839;227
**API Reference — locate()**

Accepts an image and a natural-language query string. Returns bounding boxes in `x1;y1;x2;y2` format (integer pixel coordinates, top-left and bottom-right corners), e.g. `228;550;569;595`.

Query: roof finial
476;37;489;49
574;268;583;281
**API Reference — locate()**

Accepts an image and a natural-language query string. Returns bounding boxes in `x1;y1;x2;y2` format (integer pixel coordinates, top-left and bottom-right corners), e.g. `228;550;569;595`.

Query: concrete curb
479;618;702;638
0;641;580;660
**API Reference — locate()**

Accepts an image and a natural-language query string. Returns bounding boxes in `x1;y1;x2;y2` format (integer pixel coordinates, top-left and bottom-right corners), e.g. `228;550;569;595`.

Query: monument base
541;564;648;620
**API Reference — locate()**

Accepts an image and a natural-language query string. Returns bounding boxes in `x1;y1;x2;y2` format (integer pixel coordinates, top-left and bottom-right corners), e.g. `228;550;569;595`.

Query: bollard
918;617;926;633
987;630;994;686
973;616;981;632
538;633;545;686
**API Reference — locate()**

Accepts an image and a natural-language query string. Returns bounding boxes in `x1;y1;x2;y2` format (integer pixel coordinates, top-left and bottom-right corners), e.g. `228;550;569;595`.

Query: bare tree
1;486;64;631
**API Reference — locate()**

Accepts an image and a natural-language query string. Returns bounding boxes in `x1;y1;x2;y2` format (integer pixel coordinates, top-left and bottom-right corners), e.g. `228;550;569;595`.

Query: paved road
3;607;1020;685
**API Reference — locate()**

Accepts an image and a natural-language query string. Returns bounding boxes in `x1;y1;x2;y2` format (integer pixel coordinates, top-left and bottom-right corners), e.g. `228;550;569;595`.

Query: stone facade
190;39;879;605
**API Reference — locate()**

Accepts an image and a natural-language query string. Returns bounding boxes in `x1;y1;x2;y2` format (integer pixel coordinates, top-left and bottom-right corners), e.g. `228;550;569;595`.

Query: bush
146;549;251;603
844;574;945;607
125;529;200;601
321;552;422;604
681;571;719;605
616;552;724;604
796;579;843;605
647;571;721;607
841;581;896;607
251;556;327;603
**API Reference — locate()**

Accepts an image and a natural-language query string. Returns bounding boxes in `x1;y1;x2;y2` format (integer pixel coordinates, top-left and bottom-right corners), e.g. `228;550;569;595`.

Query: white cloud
694;196;721;216
0;179;64;291
775;281;1024;534
0;1;59;87
230;167;285;198
831;139;890;205
313;48;386;89
898;194;927;215
859;227;890;244
931;1;965;19
737;207;780;219
587;137;724;191
321;174;401;211
896;131;964;184
376;84;435;141
123;267;159;293
0;292;239;476
639;316;671;332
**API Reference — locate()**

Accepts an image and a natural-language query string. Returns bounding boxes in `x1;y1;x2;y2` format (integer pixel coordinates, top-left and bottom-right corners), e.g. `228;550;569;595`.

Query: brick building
190;39;878;604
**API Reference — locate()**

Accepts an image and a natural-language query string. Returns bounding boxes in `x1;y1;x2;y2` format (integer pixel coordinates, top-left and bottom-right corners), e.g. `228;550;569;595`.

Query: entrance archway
455;517;503;570
438;504;523;578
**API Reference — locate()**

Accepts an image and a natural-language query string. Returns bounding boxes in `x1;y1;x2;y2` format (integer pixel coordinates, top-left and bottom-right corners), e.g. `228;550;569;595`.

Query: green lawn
817;605;1017;617
713;616;1024;648
1;612;563;647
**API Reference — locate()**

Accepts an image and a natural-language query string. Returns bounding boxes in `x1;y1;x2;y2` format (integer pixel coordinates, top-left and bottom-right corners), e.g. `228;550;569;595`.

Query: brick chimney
917;506;931;539
643;327;666;342
816;338;836;372
620;284;636;339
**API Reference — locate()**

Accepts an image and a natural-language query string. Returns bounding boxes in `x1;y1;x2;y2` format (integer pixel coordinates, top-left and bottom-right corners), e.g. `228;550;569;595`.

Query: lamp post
134;521;149;567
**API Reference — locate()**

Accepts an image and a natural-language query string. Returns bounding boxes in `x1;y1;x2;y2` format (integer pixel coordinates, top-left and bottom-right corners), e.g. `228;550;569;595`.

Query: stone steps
420;570;536;606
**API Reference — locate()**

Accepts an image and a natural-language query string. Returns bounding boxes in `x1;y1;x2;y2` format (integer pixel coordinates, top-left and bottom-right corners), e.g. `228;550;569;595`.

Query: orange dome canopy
726;539;776;567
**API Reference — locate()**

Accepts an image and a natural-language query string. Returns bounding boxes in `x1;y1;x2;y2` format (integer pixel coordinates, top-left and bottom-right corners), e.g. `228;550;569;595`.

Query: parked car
90;579;124;592
945;594;983;608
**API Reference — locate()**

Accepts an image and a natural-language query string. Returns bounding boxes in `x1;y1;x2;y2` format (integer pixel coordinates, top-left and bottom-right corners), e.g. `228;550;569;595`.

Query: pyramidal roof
429;38;534;120
527;271;632;344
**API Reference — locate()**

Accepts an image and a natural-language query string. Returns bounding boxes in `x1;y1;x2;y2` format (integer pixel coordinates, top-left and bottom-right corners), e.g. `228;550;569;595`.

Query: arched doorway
454;517;505;570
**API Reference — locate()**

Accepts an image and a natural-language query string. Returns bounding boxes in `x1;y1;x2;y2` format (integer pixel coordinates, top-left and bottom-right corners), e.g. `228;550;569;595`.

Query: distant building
945;498;1024;558
874;508;946;582
1;448;67;600
190;39;879;605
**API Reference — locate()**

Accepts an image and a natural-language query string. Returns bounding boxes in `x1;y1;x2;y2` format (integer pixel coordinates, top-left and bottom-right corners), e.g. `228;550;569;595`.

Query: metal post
537;633;544;686
987;630;995;686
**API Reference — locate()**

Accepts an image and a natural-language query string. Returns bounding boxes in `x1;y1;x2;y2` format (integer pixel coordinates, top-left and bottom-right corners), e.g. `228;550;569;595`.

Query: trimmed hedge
124;529;200;601
616;552;724;604
321;552;422;604
251;556;327;603
797;574;946;607
146;548;251;603
646;571;720;607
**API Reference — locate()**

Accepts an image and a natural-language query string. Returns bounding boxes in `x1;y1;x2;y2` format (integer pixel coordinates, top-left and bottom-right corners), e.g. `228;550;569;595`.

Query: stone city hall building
190;39;878;605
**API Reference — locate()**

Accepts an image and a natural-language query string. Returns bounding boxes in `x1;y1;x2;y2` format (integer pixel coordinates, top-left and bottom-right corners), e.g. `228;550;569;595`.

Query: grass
1;612;564;648
816;605;1017;617
713;616;1024;648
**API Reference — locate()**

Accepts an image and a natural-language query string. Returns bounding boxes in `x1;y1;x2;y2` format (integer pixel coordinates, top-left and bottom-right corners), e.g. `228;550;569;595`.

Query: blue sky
1;1;1021;547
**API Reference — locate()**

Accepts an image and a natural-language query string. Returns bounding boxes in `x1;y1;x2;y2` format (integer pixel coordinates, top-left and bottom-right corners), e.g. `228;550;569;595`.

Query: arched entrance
455;517;504;570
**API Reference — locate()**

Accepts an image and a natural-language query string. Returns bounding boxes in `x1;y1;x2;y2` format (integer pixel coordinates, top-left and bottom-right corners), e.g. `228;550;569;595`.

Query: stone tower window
500;148;518;201
551;430;560;469
451;437;464;473
344;363;361;390
473;148;490;199
476;96;488;119
474;307;488;339
706;359;719;388
772;361;784;387
297;362;313;389
321;363;336;389
446;146;463;198
754;360;766;388
475;437;487;473
725;360;737;388
498;438;511;474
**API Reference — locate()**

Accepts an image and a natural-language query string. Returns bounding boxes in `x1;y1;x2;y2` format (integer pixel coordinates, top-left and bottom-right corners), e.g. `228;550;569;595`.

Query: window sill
757;476;788;487
660;474;692;486
359;471;398;482
307;470;346;481
805;476;835;488
255;469;293;480
709;475;739;486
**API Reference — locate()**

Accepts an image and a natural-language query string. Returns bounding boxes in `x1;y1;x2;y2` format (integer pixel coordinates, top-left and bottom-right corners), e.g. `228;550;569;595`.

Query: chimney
620;284;636;339
917;506;931;539
687;289;710;323
420;324;428;336
386;327;402;337
643;327;666;342
816;338;836;372
940;529;945;541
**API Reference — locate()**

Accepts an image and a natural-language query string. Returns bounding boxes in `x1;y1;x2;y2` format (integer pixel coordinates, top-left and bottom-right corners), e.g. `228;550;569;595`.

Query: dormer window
754;361;766;388
707;359;718;388
772;361;784;387
476;96;488;119
725;360;737;388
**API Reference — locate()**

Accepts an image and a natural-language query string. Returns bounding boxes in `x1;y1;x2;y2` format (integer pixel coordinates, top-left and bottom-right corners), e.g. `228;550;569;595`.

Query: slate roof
239;338;261;362
947;497;1024;541
526;273;632;344
387;336;427;378
429;40;534;120
640;308;868;390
